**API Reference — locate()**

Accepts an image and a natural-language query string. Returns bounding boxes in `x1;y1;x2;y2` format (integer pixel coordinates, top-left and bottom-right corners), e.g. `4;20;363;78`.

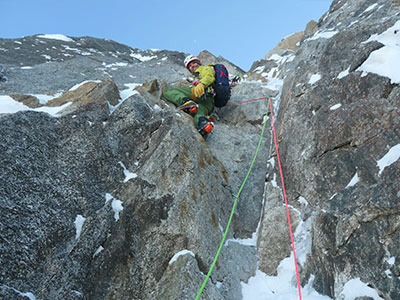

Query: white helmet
184;55;201;69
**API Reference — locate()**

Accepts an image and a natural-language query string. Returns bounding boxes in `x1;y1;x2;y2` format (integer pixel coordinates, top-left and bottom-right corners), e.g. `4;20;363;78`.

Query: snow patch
226;231;257;247
69;80;101;91
307;30;338;41
358;20;400;83
0;285;36;300
364;3;378;13
74;215;86;240
93;246;104;257
330;103;342;110
120;83;141;100
118;161;138;182
37;34;74;42
309;74;321;84
340;278;382;300
377;144;400;175
168;250;195;265
0;95;71;116
130;52;157;62
337;67;350;79
105;193;124;221
345;172;359;188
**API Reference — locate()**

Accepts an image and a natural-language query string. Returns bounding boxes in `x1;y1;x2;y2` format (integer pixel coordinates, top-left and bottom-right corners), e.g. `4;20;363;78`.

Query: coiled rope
195;96;302;300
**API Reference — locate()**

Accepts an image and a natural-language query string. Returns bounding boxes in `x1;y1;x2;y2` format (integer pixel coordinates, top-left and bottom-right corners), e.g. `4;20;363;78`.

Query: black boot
197;117;214;139
178;98;198;115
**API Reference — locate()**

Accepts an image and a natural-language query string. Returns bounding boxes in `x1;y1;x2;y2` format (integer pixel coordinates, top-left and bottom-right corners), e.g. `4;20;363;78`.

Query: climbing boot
197;116;214;139
178;98;198;115
208;112;219;122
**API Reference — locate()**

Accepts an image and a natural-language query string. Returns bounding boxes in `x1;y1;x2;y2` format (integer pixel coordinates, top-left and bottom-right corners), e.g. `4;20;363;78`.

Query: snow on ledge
309;74;321;85
37;34;74;42
377;144;400;175
340;278;382;300
0;95;72;116
168;249;195;265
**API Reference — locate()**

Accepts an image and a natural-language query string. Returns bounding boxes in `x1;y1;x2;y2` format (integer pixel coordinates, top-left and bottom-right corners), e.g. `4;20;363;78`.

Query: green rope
195;104;270;300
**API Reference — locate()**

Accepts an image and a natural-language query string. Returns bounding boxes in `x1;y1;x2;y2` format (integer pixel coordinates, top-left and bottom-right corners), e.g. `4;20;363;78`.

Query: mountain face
1;1;399;300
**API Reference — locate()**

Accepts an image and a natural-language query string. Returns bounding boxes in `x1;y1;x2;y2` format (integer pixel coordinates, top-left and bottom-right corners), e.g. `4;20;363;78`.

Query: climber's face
188;62;199;73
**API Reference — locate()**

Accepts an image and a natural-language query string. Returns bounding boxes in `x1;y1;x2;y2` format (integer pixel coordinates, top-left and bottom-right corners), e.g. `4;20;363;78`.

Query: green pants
162;86;214;128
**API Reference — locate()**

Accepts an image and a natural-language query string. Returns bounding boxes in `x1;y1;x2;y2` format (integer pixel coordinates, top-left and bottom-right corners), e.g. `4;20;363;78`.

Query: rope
195;96;302;300
268;98;302;300
226;96;270;106
195;99;269;300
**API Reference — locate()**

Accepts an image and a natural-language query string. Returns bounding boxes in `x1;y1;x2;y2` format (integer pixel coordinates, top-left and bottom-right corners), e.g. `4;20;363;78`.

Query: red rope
224;95;302;298
267;97;302;300
226;96;270;106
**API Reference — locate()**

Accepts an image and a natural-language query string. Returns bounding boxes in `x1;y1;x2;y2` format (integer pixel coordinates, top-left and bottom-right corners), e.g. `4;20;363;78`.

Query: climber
162;55;215;139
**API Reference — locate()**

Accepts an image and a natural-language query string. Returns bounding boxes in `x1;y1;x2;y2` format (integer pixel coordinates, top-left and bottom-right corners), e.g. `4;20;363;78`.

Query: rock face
1;0;400;299
0;35;271;299
253;0;400;299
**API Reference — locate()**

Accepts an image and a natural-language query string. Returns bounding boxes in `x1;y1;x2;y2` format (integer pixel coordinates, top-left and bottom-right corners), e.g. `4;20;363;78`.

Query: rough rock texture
0;35;271;299
265;31;304;59
254;0;400;299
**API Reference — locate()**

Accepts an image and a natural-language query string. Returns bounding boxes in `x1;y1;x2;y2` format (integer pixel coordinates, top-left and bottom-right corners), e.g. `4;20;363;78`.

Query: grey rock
269;0;400;298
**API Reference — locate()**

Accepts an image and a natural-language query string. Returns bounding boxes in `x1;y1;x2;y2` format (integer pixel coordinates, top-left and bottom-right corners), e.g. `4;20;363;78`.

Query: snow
329;103;342;110
108;83;141;114
93;246;104;257
168;249;195;264
376;144;400;175
340;278;382;300
297;196;309;206
386;256;395;266
345;171;359;188
130;52;157;62
118;161;138;182
262;77;283;91
0;285;36;300
337;66;350;79
0;95;72;116
74;214;86;240
364;3;378;13
31;93;63;105
69;80;101;91
120;83;141;100
105;193;124;221
309;74;321;84
241;219;325;299
226;231;257;247
104;62;129;68
306;30;338;41
37;34;74;42
111;199;123;221
358;20;400;83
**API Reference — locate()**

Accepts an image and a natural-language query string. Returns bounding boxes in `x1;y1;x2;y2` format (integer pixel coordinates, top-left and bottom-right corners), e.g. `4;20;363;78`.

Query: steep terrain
1;0;400;299
250;0;400;298
0;34;273;300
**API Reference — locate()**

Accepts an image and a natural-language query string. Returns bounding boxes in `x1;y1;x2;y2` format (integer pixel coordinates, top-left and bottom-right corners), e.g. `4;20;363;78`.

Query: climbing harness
195;96;302;300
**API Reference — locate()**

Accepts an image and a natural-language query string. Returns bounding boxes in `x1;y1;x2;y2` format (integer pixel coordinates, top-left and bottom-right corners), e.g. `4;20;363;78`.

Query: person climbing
162;55;215;139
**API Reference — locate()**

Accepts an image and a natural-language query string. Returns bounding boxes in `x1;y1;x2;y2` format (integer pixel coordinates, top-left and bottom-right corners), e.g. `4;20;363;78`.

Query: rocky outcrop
264;31;304;59
198;50;245;77
0;33;275;299
254;0;400;299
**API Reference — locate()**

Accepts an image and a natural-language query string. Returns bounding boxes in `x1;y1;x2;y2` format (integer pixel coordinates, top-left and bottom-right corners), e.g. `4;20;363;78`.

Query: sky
1;0;332;71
